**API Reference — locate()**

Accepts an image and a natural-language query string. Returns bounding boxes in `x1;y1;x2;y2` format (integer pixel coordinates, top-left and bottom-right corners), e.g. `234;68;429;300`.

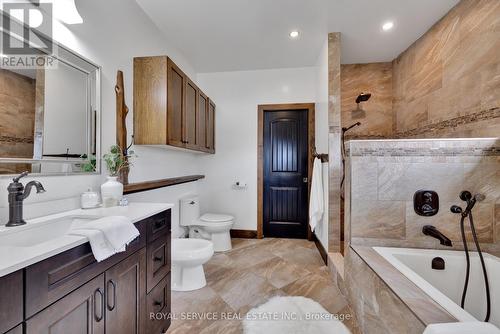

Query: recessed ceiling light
289;30;300;38
382;21;394;31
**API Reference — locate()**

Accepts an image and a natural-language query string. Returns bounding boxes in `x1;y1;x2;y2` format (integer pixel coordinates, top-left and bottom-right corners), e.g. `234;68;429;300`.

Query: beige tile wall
392;0;500;138
348;138;500;255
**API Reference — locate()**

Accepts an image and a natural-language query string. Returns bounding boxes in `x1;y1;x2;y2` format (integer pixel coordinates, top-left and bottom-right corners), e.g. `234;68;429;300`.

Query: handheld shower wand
451;191;490;322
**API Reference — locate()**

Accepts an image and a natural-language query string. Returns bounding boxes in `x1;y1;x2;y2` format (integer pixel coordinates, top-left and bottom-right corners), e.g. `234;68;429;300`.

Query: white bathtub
374;247;500;328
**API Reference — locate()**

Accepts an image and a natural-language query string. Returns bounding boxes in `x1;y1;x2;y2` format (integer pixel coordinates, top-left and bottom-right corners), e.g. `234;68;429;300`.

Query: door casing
257;103;315;240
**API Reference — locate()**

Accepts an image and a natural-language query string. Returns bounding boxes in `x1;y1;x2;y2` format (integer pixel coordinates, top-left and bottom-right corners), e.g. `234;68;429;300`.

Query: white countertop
0;202;173;277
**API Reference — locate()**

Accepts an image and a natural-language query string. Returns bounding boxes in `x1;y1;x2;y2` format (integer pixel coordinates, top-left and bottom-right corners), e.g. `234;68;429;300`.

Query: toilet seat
200;213;234;222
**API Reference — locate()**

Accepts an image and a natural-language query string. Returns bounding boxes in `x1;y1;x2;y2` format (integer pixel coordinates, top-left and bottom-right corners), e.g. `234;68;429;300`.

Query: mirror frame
0;11;102;177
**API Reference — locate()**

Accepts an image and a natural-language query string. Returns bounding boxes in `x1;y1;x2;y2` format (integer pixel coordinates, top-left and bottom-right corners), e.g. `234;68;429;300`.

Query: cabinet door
0;270;23;334
197;90;208;152
184;79;199;150
207;99;216;154
26;274;105;334
105;249;147;334
167;59;186;147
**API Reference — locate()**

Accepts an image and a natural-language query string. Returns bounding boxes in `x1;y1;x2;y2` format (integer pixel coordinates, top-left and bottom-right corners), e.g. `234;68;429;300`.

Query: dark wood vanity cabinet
1;210;171;334
134;56;216;154
0;271;23;333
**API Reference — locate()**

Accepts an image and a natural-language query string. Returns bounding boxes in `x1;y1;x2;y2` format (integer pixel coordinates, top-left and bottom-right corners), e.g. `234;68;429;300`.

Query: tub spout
422;225;452;247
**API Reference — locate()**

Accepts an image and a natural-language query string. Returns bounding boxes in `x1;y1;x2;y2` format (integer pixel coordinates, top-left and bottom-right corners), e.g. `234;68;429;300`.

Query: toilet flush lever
189;201;195;205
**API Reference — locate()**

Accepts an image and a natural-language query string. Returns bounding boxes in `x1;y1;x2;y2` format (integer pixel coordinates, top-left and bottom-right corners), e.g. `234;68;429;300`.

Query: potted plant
101;145;134;207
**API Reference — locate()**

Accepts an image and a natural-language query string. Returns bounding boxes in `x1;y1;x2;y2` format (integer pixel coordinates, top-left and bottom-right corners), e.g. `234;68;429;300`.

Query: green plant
81;154;97;173
103;145;134;177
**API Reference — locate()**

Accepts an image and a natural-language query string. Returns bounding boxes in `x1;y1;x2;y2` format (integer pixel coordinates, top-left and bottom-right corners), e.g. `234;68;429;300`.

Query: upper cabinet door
167;59;186;147
197;90;208;152
207;100;216;154
184;79;199;150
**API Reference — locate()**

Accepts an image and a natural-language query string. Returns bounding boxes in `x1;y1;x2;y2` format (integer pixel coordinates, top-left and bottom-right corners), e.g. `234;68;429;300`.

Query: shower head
356;93;372;104
342;122;361;132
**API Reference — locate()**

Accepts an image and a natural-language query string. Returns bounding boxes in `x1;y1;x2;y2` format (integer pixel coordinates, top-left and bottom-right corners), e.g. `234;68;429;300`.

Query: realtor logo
1;1;56;69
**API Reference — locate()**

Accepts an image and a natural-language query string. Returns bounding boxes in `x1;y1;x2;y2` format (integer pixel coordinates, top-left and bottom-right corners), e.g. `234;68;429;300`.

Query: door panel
167;60;186;147
198;91;208;151
263;110;308;238
105;249;146;334
25;274;105;334
206;100;216;153
185;80;198;149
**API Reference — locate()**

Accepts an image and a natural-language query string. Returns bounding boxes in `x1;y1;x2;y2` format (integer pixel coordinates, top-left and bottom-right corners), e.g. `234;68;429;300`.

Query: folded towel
423;322;500;334
309;157;324;232
69;216;140;262
69;228;117;262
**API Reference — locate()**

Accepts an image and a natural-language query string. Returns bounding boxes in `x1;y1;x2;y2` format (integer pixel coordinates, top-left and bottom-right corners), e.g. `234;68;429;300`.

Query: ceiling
136;0;460;73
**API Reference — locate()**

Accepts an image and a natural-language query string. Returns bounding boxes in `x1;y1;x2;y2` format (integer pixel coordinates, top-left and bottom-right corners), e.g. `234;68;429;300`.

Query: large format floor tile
168;238;358;333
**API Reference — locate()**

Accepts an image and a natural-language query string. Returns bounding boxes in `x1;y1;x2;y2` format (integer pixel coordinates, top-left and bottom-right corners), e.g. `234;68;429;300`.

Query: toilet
171;238;214;291
180;196;234;252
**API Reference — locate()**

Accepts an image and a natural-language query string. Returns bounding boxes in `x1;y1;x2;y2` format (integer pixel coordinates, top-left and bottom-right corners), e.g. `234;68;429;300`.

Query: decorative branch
115;70;130;184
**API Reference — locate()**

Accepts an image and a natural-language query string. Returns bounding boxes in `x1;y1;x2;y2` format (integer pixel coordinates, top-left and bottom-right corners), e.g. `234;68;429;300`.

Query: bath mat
243;296;351;334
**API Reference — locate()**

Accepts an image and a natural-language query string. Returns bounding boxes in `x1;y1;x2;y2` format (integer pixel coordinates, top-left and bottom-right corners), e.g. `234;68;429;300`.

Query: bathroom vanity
0;203;172;334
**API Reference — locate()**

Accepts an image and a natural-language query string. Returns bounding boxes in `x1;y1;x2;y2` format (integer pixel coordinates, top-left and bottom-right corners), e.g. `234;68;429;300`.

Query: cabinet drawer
146;210;171;243
146;233;171;293
0;270;23;334
146;273;171;334
25;220;147;318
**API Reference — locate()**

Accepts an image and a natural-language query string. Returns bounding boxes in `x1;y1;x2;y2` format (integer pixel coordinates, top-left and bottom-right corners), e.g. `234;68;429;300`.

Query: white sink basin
0;215;101;248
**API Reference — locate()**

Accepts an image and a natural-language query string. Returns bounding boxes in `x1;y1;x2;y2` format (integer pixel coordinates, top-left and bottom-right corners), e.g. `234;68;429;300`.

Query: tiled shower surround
348;138;500;255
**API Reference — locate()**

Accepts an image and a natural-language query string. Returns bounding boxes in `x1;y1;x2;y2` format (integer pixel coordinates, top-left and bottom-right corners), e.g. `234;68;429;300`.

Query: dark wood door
263;110;308;238
105;249;147;334
167;59;186;147
25;274;105;334
197;90;208;151
185;79;199;150
206;100;216;153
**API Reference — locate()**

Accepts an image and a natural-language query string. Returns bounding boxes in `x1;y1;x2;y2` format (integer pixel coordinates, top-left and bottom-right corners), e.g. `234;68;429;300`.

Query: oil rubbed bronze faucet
6;172;46;227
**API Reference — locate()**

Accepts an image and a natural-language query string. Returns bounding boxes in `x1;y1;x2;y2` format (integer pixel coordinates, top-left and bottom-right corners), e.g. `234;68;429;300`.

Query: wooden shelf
123;175;205;194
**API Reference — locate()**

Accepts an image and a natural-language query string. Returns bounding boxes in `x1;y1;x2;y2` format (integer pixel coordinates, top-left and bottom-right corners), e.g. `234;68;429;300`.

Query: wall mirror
0;15;101;176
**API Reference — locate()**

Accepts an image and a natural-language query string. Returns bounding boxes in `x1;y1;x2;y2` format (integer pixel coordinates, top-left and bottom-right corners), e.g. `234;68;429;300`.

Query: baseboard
312;233;328;265
230;229;258;239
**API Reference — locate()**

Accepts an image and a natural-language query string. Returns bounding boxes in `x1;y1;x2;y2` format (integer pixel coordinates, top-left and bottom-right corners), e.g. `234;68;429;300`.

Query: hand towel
423;322;500;334
69;216;139;262
309;157;324;232
68;228;117;262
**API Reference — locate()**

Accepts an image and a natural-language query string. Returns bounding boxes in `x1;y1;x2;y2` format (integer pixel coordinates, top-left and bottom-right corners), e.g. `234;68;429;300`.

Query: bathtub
373;247;500;328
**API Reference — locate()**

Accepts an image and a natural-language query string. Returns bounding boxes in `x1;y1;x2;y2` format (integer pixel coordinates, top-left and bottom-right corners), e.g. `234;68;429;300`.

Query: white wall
314;38;329;251
196;67;317;231
0;0;201;237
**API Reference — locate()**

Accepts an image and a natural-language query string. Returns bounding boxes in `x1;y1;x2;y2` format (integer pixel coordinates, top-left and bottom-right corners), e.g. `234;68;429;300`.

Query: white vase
101;176;123;207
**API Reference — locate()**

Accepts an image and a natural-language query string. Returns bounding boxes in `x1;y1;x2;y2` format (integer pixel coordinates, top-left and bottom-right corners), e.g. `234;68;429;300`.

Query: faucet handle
13;171;29;183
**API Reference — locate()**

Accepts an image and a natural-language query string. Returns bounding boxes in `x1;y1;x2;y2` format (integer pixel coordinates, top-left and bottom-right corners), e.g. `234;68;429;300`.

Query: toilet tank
180;196;200;226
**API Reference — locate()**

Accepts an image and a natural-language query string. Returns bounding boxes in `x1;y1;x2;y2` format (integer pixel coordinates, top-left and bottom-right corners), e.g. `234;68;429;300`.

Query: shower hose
460;212;491;322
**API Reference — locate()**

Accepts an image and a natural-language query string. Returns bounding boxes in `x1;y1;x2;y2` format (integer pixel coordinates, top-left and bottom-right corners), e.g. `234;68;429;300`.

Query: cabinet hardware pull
154;220;166;229
154;256;163;262
154;300;163;307
107;280;117;311
94;288;104;322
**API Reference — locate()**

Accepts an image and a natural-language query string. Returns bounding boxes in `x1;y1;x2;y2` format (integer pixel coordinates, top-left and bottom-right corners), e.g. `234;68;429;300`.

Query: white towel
69;216;140;262
423;322;500;334
309;157;324;232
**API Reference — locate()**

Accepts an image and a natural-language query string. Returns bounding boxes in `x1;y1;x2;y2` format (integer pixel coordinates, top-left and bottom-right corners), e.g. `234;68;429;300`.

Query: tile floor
167;238;360;334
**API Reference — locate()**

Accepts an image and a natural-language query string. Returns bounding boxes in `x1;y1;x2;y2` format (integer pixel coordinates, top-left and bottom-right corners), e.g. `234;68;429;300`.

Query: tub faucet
6;171;46;227
422;225;452;247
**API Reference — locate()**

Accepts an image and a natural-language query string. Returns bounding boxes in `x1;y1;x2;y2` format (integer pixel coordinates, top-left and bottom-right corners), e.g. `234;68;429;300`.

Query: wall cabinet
134;56;216;154
1;210;171;334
